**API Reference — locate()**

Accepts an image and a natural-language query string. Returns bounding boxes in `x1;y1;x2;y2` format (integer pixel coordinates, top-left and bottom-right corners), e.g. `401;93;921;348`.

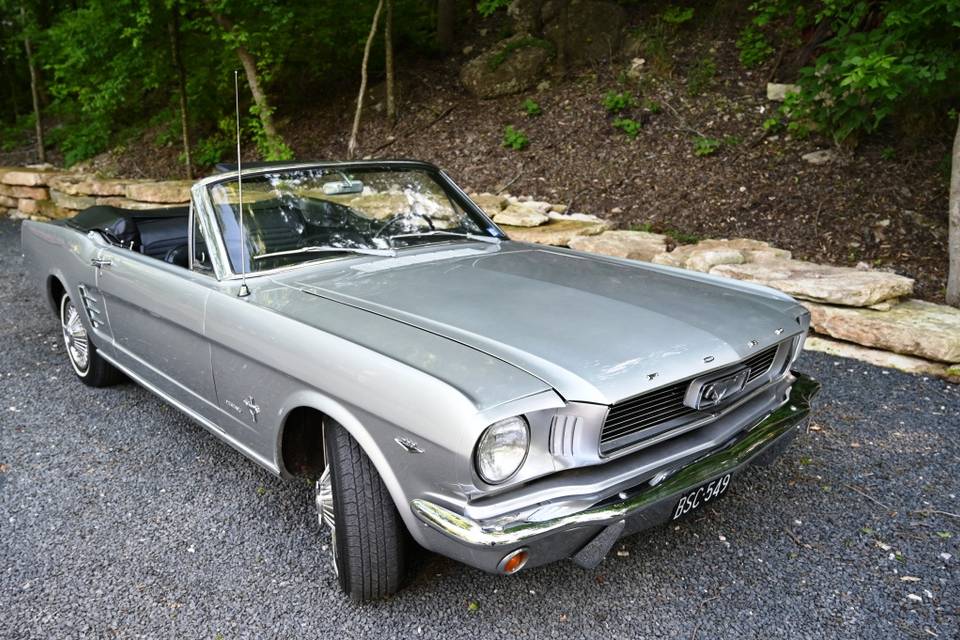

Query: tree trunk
555;0;570;77
206;5;283;153
437;0;455;52
348;0;384;158
21;5;44;163
947;115;960;306
168;6;192;179
384;0;396;127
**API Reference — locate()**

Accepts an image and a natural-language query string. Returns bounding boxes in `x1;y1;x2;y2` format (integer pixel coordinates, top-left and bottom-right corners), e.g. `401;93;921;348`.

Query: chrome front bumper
411;372;820;567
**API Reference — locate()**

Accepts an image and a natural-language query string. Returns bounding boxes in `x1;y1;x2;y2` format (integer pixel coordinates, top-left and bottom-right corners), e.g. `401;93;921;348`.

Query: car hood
270;242;805;404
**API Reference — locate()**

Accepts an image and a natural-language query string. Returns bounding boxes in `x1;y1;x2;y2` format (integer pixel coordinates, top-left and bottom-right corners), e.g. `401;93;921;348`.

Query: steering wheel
372;211;436;240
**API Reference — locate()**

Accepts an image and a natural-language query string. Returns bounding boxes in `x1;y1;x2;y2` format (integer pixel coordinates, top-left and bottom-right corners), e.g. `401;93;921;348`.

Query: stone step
804;335;959;382
711;258;914;308
805;299;960;364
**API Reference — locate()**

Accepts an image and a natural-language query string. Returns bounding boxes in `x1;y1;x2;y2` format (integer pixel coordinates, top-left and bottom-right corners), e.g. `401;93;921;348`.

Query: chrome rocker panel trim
412;372;820;548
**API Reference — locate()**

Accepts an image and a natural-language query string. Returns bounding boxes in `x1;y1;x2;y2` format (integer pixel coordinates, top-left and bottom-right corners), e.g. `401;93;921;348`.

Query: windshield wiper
253;246;396;261
387;230;501;245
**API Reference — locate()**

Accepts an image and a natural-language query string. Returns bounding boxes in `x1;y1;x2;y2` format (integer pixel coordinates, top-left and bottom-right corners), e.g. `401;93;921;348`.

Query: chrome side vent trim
77;285;104;328
549;415;580;457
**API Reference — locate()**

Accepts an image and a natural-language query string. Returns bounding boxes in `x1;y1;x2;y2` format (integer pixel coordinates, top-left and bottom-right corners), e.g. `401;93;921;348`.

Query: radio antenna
235;69;250;297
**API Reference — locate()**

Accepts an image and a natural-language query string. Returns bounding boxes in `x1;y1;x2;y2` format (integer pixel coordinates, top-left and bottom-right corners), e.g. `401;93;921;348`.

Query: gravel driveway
1;217;958;639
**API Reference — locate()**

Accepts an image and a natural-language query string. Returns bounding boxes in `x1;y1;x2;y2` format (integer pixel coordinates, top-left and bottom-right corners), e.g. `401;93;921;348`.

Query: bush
661;6;694;26
736;25;774;69
753;0;960;143
612;117;642;139
521;98;542;117
502;125;529;150
692;136;722;156
602;91;635;113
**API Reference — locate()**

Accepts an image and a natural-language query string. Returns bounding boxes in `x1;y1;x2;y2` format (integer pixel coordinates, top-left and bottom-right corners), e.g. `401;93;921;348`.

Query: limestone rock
804;335;958;382
0;195;16;208
17;198;38;214
653;238;790;270
0;167;61;187
460;35;551;98
95;197;185;210
124;180;192;204
766;83;799;102
711;258;913;307
469;193;507;217
494;203;549;227
626;57;646;81
802;150;837;165
502;218;609;245
687;248;745;273
805;300;960;364
568;230;667;261
10;185;48;200
49;174;129;197
50;189;97;211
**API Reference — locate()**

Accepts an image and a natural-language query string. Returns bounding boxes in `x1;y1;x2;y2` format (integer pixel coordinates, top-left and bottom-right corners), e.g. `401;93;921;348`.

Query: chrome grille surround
599;342;786;455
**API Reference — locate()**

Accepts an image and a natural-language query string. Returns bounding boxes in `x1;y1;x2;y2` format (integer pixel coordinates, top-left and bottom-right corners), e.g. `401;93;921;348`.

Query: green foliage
477;0;510;18
755;0;960;143
521;98;542;117
0;0;436;166
661;6;695;25
0;115;34;152
612;117;642;139
193;117;234;167
602;91;635;113
692;136;722;156
687;56;716;96
762;116;784;132
643;99;663;114
488;37;554;71
736;25;774;68
502;125;529;150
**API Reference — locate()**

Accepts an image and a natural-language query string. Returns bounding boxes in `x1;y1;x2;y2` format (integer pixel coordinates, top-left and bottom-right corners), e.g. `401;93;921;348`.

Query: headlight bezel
474;416;530;485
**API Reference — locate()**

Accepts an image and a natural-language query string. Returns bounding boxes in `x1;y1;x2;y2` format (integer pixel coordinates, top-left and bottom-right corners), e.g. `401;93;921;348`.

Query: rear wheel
315;419;409;601
60;292;122;387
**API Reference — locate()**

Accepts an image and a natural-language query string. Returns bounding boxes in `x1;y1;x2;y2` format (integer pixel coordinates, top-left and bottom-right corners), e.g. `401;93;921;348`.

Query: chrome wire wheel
60;295;90;376
316;449;340;576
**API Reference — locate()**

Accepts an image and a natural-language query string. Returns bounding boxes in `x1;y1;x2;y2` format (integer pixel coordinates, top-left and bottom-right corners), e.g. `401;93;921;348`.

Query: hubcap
61;297;90;375
316;466;338;576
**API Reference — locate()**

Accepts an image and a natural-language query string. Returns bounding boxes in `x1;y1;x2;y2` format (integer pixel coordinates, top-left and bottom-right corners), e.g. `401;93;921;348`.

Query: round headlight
475;416;529;484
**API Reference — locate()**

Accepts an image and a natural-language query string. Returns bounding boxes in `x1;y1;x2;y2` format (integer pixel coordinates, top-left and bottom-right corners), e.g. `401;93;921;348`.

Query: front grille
599;343;781;454
743;345;779;383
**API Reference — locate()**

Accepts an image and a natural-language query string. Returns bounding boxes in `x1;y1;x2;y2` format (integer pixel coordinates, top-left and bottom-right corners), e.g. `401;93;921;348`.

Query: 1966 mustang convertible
22;160;819;601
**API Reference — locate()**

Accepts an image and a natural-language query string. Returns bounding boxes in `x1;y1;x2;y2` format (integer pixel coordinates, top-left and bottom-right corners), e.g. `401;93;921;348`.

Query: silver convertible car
22;161;819;601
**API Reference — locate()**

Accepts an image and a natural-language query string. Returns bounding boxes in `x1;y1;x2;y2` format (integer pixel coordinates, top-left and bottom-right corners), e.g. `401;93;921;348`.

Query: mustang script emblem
685;369;750;410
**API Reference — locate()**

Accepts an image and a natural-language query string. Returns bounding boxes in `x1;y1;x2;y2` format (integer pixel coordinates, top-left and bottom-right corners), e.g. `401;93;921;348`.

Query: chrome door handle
91;258;112;268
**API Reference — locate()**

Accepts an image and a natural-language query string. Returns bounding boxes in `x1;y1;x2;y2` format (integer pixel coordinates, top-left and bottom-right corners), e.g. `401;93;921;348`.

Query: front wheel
60;292;122;387
315;419;409;601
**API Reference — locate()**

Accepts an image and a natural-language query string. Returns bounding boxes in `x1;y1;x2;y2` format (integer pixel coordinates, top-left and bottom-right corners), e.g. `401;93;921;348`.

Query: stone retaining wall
4;165;958;383
0;166;190;221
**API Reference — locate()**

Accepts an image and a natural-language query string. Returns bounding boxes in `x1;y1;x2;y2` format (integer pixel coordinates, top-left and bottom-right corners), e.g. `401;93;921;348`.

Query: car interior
67;198;383;273
67;205;194;267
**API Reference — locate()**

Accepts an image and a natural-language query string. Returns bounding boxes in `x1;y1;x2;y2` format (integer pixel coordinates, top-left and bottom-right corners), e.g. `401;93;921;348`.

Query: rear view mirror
322;179;364;195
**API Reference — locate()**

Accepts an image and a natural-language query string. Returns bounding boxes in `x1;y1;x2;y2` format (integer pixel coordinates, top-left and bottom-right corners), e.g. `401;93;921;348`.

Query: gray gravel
1;216;958;639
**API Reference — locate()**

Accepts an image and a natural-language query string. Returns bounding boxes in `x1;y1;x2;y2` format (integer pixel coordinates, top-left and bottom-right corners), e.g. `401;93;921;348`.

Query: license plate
672;473;732;520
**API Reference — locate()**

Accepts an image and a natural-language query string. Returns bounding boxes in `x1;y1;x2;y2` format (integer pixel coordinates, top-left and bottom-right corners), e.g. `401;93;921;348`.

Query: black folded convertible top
67;205;189;250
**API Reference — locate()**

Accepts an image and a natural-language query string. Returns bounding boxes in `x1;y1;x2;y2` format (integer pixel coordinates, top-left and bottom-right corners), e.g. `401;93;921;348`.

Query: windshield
207;166;500;273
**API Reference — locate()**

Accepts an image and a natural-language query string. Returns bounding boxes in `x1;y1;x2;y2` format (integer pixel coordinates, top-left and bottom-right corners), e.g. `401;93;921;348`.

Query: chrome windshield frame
193;160;506;282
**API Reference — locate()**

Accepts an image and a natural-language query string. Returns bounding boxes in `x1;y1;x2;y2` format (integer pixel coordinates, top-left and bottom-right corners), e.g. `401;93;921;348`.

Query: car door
95;214;219;421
